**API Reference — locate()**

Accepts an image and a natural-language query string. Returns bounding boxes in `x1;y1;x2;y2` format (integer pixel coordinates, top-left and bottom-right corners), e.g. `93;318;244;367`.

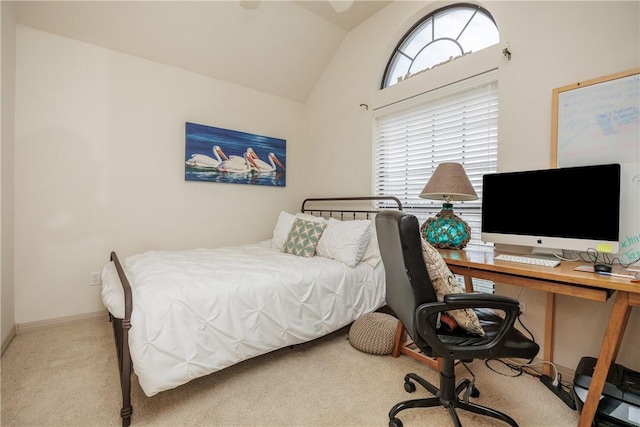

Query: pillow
421;238;485;336
282;218;327;257
361;224;381;268
296;213;326;224
316;218;372;267
271;211;325;250
271;211;296;249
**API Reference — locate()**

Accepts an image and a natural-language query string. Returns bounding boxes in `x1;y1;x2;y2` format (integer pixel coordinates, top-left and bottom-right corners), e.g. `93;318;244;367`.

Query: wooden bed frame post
119;318;133;427
110;252;134;427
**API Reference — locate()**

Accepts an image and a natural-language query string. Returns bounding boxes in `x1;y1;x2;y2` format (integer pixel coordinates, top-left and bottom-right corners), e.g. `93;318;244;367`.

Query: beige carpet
1;316;579;426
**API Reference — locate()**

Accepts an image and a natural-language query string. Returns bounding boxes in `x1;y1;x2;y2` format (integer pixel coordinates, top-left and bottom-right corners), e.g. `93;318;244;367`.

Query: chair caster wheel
471;386;480;398
389;417;403;427
404;380;416;393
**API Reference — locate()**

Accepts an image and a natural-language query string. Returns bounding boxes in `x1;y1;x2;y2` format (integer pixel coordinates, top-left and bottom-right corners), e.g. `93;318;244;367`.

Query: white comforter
101;240;385;396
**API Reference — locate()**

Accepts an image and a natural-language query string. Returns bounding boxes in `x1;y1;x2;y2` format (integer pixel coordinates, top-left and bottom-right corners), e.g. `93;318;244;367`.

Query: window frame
381;3;499;89
373;70;498;249
373;3;502;292
374;72;498;294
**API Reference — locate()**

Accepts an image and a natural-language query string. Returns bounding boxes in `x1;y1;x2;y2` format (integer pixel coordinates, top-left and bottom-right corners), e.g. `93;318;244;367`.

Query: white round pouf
348;312;398;355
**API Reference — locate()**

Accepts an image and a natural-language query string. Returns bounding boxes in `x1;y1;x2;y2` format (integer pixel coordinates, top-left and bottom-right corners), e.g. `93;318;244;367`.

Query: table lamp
419;162;478;249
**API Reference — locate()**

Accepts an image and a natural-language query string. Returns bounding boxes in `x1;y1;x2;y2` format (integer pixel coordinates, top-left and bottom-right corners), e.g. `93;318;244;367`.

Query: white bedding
101;240;386;397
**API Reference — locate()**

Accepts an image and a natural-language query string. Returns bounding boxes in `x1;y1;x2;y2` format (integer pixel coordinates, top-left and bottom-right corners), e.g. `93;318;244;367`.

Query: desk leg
543;293;555;377
577;291;632;427
463;275;474;293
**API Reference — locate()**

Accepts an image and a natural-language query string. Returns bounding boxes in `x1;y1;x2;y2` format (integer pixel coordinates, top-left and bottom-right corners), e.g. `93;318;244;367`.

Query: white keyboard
494;254;561;268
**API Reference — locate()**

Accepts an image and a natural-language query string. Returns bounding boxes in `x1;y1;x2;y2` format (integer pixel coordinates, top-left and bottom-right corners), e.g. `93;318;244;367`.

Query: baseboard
557;361;576;383
1;324;17;357
15;310;108;335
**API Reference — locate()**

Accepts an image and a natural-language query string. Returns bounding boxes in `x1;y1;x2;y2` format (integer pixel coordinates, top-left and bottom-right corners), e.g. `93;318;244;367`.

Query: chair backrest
375;210;439;345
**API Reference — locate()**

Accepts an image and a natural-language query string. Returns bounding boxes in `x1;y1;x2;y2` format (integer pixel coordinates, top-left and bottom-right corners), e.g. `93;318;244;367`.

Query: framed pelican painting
184;122;286;187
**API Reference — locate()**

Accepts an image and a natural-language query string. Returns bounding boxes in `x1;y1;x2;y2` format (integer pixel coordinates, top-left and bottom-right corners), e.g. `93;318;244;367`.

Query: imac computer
481;163;621;257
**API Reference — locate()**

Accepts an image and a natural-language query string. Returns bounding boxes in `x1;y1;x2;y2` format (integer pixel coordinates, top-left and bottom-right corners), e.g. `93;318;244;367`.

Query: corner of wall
1;323;16;357
1;0;17;349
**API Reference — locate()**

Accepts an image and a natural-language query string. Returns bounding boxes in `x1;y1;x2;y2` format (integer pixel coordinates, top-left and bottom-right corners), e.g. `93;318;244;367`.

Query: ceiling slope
15;1;391;102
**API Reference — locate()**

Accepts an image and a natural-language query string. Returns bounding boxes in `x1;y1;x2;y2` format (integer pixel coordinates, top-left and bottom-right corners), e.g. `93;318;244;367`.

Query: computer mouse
593;263;612;273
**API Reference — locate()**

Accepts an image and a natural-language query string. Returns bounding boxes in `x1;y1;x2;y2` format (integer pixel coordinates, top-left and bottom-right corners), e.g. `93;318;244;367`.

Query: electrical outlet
90;272;101;286
519;301;527;316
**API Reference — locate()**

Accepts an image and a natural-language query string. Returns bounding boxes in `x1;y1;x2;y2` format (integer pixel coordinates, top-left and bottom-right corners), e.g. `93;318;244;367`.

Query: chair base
388;369;519;427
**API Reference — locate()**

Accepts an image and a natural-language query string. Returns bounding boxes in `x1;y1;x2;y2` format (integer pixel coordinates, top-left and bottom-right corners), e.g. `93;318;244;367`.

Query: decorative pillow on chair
282;218;327;257
421;238;486;336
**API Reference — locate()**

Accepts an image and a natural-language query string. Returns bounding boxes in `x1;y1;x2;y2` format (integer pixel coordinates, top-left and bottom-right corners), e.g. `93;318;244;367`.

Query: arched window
374;4;500;292
382;4;499;88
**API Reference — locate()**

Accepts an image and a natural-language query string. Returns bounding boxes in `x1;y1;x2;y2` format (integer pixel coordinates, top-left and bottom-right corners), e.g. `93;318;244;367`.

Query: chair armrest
443;292;519;306
415;293;522;359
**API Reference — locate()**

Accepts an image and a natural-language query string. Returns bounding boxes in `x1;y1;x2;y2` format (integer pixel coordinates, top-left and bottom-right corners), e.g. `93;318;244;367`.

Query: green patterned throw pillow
283;218;326;257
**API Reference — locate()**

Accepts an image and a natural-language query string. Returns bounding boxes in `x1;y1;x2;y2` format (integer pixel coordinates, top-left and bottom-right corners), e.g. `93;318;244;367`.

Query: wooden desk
438;248;640;427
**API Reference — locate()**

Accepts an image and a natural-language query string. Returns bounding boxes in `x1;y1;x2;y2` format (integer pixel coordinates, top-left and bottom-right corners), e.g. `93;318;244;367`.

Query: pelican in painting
247;148;285;172
217;150;259;173
185;145;228;169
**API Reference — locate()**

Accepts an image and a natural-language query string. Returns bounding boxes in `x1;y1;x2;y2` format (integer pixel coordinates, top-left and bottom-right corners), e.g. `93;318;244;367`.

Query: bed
101;196;402;426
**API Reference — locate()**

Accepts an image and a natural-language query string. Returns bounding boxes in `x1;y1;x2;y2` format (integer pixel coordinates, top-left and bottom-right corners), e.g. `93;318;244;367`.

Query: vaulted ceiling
14;1;392;103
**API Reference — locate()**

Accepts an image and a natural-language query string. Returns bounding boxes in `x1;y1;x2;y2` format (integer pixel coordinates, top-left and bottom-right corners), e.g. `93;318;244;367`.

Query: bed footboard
109;251;133;427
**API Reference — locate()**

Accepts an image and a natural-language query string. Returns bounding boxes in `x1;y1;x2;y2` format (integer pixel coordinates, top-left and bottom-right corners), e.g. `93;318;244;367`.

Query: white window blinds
373;71;498;291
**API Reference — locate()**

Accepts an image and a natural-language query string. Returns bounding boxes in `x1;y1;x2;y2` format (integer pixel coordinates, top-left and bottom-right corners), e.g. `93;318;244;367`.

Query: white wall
10;1;640;373
1;0;17;351
14;26;305;324
304;0;640;372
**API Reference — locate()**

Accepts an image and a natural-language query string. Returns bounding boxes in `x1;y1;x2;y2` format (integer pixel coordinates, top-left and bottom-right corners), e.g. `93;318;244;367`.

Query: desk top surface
438;248;640;295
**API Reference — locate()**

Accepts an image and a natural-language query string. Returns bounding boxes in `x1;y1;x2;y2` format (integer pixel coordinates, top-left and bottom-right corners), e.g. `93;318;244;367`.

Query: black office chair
375;210;540;427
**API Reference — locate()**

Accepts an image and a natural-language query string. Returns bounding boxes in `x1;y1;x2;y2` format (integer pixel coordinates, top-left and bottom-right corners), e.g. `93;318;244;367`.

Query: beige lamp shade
419;162;478;202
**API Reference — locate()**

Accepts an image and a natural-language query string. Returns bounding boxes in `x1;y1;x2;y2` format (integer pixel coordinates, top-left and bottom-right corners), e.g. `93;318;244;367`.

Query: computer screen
481;163;621;254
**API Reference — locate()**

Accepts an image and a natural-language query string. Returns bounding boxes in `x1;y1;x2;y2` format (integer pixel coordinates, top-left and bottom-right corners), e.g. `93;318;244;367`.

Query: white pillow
361;224;382;268
316;218;372;267
296;213;326;224
271;211;325;250
271;211;296;249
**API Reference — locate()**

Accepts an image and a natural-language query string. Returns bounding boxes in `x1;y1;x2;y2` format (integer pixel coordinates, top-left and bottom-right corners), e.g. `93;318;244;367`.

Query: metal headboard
300;196;402;220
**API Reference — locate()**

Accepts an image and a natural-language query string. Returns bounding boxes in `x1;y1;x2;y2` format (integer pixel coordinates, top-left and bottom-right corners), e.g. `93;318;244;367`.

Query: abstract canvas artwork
185;122;286;187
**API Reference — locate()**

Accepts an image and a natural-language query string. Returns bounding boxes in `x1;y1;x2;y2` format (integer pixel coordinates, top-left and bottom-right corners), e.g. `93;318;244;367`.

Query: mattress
101;240;386;396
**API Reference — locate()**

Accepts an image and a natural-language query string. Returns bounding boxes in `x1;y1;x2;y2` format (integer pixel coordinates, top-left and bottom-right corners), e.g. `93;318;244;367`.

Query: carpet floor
1;316;579;426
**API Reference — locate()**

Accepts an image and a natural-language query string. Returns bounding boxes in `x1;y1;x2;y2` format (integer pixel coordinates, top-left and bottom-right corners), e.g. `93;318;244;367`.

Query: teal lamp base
421;203;472;249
